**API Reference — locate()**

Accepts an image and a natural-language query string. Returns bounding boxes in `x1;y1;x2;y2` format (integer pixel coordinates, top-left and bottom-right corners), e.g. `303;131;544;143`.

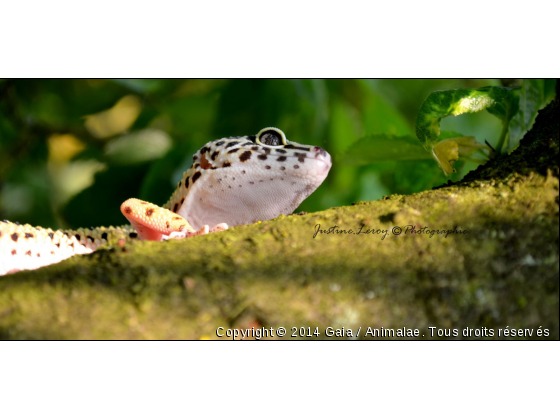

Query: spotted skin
0;220;136;275
0;127;331;275
163;128;331;229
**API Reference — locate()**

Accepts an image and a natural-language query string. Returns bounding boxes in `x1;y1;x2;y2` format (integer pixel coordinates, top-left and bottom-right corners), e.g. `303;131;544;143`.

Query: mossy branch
1;100;558;340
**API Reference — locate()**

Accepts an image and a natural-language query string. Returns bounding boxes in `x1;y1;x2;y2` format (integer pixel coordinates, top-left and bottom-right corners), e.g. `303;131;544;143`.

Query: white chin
313;159;331;176
307;158;332;181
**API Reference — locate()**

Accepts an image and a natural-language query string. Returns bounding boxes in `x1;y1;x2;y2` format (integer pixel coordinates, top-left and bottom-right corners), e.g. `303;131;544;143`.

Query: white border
2;342;558;418
2;2;558;77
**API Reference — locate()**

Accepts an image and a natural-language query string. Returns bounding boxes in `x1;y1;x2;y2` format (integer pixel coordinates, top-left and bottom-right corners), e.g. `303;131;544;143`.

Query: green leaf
415;86;518;150
104;129;172;166
507;79;557;151
341;131;469;166
341;134;431;165
415;86;519;175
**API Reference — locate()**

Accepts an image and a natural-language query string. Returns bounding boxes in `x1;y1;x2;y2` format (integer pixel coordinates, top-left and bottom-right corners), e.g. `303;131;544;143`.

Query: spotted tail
0;221;139;276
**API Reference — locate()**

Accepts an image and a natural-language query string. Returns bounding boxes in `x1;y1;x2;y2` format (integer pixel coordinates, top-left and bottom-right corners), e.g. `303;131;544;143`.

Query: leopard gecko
0;128;332;275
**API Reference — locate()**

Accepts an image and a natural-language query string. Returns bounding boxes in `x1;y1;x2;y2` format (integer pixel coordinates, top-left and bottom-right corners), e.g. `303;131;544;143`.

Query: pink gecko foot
166;223;228;240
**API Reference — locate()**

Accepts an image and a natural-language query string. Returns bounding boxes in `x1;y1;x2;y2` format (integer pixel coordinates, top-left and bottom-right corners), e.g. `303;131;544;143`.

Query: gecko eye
256;127;287;147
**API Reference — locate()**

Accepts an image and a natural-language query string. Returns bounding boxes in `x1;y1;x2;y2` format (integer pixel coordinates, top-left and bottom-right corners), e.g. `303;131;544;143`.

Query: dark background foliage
0;79;503;229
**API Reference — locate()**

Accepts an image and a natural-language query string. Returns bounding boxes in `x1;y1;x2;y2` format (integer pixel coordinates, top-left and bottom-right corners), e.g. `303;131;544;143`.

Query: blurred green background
0;79;503;230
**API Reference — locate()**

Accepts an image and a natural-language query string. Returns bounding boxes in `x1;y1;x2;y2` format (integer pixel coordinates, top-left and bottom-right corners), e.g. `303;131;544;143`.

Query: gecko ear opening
256;127;287;147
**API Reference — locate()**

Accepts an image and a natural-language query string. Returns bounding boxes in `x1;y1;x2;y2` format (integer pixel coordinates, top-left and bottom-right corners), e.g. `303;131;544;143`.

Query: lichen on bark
1;99;558;340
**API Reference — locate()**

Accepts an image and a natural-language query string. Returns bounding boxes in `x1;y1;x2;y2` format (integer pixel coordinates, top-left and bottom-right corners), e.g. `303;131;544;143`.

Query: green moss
1;101;558;340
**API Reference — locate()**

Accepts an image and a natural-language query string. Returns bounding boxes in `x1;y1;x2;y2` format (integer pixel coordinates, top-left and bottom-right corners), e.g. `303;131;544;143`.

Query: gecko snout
309;146;332;177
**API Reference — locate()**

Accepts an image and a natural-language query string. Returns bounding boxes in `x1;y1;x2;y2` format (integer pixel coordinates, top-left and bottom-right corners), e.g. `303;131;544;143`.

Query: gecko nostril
313;146;329;159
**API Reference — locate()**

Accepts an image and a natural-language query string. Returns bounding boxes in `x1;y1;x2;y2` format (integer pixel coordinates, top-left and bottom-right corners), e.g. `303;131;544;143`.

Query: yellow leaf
48;134;85;164
84;95;141;139
449;136;491;156
431;140;459;176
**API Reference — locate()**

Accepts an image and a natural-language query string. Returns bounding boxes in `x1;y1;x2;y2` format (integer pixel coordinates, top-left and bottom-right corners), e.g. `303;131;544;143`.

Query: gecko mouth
307;147;332;176
306;156;331;176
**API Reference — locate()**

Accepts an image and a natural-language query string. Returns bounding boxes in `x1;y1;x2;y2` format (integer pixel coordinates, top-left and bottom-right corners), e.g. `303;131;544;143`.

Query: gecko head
253;127;332;180
178;128;332;229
